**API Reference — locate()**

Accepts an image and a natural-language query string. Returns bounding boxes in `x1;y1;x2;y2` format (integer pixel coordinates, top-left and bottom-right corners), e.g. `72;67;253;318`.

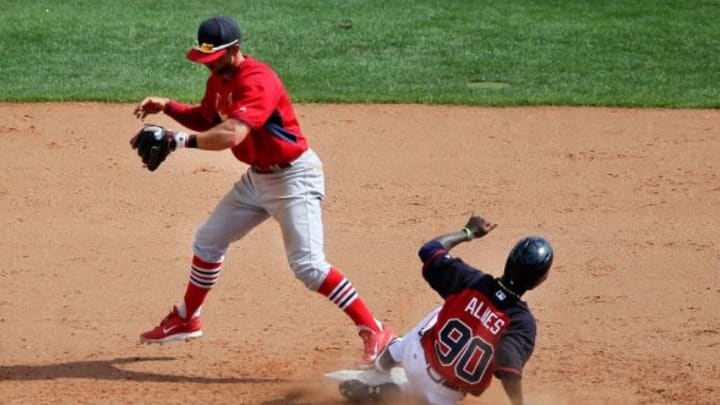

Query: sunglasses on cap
192;39;240;54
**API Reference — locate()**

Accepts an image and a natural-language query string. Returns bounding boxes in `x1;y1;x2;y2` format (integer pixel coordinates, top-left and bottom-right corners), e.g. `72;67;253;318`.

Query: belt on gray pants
251;162;292;174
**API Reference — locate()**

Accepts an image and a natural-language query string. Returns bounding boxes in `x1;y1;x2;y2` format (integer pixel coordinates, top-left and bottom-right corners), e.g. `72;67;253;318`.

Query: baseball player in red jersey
131;15;393;365
339;215;553;404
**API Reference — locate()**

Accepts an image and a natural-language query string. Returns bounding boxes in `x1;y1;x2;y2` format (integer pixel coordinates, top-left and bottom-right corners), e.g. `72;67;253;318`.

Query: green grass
0;0;718;107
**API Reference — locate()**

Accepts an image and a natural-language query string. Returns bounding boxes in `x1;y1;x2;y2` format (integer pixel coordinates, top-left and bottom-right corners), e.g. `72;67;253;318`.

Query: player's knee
192;227;229;262
291;262;329;290
192;243;226;264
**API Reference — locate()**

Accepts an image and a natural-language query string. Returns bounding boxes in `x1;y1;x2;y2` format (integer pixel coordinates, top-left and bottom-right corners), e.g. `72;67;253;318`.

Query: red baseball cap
186;16;242;64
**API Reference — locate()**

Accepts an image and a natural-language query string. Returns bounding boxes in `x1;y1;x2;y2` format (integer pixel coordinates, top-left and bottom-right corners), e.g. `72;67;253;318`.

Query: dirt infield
1;103;718;404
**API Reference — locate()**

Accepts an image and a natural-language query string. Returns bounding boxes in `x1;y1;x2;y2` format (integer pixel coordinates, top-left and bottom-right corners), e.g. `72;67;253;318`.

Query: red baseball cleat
357;323;396;368
139;306;203;344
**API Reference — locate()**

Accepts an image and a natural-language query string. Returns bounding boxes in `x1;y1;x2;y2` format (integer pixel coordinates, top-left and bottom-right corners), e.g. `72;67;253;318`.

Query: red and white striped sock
177;255;222;320
317;268;381;332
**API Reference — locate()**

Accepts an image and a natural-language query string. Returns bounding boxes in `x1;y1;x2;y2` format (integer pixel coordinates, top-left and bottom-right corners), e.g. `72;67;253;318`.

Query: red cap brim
186;48;226;64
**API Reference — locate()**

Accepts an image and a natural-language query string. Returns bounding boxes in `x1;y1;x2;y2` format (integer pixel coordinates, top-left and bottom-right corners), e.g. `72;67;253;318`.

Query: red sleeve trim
426;249;447;264
494;366;522;377
422;249;448;273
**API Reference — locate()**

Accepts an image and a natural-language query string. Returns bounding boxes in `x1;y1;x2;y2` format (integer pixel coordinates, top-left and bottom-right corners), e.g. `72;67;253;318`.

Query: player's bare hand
134;97;169;120
464;215;497;239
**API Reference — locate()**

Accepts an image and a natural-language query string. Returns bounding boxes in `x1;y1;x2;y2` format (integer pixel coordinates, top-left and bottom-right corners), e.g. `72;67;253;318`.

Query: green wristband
462;227;473;241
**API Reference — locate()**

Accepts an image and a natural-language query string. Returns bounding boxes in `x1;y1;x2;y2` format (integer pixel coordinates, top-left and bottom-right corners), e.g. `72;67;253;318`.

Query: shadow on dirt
0;356;284;384
259;387;347;405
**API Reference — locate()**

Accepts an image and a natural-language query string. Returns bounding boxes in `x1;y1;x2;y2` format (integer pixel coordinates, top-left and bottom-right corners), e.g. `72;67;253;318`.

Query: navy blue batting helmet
502;236;553;292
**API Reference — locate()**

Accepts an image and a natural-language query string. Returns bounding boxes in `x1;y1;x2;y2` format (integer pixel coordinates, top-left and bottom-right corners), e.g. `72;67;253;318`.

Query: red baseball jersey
168;56;308;167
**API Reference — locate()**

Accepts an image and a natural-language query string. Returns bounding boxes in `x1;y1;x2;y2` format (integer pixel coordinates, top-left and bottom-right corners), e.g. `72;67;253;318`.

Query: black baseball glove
130;124;177;171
